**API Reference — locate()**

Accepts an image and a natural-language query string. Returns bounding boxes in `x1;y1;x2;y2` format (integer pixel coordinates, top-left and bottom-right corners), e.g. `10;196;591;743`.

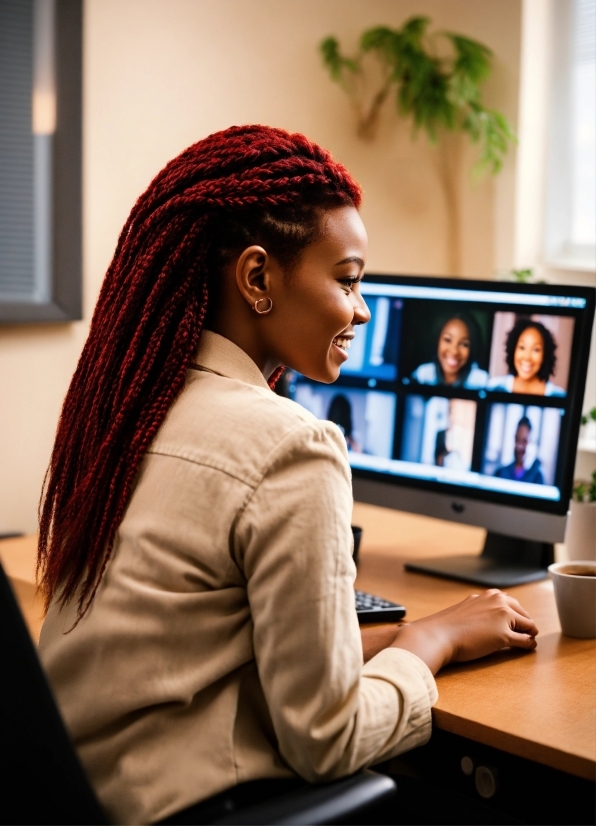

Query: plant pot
565;500;596;562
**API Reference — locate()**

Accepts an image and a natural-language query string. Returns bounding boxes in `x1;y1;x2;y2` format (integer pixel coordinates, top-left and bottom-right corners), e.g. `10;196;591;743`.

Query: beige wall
0;0;522;533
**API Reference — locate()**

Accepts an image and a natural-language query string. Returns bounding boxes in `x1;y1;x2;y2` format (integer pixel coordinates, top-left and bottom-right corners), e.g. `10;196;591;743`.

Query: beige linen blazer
39;331;437;825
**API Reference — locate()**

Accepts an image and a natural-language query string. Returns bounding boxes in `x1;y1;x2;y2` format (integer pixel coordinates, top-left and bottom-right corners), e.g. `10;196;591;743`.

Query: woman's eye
340;277;359;290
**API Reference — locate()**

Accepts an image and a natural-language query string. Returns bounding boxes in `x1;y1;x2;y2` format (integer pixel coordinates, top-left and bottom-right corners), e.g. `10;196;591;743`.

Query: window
545;0;596;270
0;0;82;322
570;0;596;248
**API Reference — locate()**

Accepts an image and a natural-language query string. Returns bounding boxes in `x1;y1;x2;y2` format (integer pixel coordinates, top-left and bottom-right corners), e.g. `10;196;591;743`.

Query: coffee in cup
548;561;596;639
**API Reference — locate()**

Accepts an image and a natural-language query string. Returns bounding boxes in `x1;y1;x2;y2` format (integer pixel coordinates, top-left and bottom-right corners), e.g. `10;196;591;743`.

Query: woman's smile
332;333;353;360
518;360;535;377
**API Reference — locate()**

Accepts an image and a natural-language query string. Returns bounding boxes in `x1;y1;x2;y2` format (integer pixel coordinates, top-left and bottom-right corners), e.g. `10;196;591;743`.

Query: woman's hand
389;589;538;675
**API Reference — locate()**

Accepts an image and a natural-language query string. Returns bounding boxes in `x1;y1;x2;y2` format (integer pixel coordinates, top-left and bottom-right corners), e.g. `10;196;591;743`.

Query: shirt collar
190;330;271;390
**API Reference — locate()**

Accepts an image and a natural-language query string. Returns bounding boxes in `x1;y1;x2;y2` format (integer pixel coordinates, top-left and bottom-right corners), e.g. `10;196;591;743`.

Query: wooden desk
352;502;596;783
0;534;44;643
2;513;595;786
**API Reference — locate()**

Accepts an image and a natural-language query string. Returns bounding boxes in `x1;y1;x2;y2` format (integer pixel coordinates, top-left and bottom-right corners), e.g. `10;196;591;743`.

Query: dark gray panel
0;0;35;298
0;0;82;322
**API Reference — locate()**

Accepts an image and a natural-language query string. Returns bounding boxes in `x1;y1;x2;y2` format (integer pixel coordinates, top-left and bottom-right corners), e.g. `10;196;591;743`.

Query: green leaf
448;73;474;106
361;26;398;55
401;16;431;46
320;37;343;80
446;34;492;85
511;268;533;283
574;480;588;502
465;105;516;178
574;472;596;501
319;37;359;82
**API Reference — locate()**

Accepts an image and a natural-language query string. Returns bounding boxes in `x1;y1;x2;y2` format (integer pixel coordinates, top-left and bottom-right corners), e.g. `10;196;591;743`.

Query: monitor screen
287;276;595;517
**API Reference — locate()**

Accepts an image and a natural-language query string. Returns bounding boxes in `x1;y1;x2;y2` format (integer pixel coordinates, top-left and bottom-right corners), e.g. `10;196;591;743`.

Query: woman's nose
353;293;371;325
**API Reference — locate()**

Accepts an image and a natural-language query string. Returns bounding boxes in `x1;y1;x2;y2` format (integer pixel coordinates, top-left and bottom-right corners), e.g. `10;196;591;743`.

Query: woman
411;313;488;389
327;393;362;452
434;400;475;472
488;318;565;396
37;126;538;825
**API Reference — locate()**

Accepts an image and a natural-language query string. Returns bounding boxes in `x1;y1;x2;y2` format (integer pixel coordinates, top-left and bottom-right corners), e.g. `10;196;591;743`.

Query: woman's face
265;206;370;383
437;319;471;383
514;327;544;382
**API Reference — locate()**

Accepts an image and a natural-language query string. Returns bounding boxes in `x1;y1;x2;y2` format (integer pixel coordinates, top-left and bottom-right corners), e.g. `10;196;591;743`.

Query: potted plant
319;17;516;276
566;470;596;562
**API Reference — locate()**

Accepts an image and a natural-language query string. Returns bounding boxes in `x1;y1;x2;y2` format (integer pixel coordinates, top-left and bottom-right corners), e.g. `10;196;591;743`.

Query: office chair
0;562;397;825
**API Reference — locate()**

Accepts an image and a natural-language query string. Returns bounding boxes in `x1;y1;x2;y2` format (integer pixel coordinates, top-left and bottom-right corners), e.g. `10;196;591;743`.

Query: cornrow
38;125;361;619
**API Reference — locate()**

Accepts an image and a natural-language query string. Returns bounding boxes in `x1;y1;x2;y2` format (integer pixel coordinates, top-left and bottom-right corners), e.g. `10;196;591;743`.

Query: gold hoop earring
253;297;273;315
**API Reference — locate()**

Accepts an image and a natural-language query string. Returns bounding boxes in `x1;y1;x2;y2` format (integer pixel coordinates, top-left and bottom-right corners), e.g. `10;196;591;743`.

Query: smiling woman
488;317;566;396
411;310;489;389
207;205;370;384
36;125;539;825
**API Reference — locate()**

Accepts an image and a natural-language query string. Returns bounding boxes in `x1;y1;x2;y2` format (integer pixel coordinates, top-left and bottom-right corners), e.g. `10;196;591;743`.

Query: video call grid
289;289;588;505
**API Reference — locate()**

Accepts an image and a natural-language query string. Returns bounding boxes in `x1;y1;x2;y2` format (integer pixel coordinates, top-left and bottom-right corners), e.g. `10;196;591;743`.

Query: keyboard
355;590;406;624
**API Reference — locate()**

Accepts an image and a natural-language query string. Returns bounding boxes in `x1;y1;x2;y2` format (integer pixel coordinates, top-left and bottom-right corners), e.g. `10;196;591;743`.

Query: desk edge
433;709;596;782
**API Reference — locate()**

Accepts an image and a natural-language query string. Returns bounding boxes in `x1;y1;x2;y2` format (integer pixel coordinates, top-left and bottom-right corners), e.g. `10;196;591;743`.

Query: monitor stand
404;532;555;588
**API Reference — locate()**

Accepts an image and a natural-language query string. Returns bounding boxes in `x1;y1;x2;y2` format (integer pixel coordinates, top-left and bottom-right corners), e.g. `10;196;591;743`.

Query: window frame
543;0;596;273
0;0;82;323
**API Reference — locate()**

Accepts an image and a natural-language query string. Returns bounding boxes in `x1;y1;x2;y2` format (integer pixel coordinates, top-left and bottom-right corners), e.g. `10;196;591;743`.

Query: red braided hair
38;125;362;618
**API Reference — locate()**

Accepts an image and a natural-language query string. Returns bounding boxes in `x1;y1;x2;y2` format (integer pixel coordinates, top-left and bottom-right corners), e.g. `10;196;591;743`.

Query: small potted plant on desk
566;470;596;562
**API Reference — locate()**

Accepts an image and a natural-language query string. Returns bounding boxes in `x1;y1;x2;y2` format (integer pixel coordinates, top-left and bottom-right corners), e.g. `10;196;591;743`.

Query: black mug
351;525;363;566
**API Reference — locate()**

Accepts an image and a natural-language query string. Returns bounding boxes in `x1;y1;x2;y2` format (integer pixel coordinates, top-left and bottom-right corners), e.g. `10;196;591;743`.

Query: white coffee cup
548;561;596;639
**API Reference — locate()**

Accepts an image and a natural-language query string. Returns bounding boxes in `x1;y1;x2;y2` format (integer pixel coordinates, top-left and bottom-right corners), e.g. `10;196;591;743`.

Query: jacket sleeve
233;420;437;782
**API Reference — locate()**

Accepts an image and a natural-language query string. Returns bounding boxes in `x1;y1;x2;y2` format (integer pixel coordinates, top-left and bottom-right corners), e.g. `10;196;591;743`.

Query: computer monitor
286;275;595;587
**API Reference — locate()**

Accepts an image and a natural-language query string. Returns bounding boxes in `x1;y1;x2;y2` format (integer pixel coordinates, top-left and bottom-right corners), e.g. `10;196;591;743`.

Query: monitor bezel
326;274;595;518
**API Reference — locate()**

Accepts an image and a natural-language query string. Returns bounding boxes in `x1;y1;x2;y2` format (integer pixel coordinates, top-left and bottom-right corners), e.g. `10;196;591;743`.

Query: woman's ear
234;245;271;310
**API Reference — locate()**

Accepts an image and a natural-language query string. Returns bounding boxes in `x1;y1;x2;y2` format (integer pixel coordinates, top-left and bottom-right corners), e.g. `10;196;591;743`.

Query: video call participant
488;318;565;396
36;126;539;825
411;313;489;388
494;416;544;484
327;393;362;452
434;400;474;471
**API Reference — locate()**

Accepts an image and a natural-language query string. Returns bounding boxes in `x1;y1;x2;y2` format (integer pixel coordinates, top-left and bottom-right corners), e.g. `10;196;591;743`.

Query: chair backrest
0;561;106;825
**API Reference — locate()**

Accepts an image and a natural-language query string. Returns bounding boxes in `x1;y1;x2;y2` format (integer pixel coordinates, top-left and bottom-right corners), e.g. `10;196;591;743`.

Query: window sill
544;256;596;274
578;438;596;454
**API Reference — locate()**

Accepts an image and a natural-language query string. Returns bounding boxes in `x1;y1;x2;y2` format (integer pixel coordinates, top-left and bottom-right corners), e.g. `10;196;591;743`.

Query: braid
38;125;361;618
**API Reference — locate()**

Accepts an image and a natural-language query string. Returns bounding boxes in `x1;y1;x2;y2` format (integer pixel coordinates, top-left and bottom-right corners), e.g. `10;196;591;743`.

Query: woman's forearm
360;623;401;663
389;621;451;674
